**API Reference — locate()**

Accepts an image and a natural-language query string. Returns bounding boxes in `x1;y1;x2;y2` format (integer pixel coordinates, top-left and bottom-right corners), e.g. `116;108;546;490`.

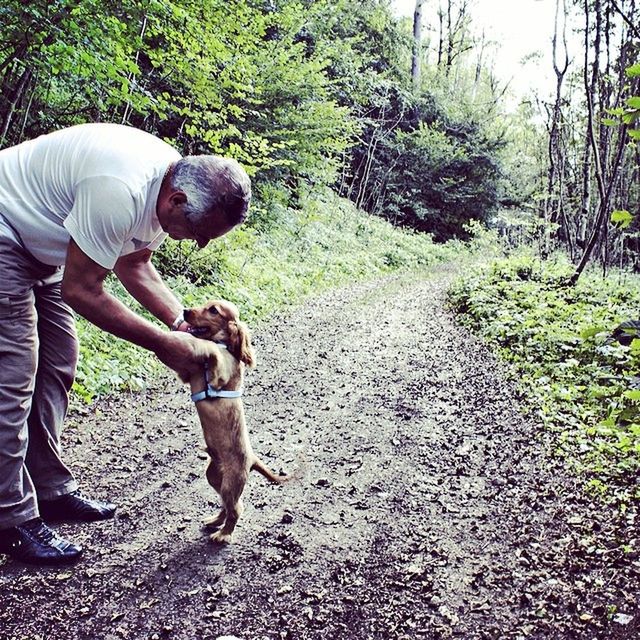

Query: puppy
181;299;290;543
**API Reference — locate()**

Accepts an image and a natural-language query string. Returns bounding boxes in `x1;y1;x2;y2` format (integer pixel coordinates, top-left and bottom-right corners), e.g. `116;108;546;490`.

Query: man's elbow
61;280;80;309
61;280;97;313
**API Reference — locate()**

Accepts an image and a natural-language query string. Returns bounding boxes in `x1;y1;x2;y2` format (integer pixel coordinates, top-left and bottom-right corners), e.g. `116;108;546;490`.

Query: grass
448;251;640;504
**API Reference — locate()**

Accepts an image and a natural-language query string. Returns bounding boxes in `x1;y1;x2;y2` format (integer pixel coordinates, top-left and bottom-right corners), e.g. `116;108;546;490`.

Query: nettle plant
448;254;640;498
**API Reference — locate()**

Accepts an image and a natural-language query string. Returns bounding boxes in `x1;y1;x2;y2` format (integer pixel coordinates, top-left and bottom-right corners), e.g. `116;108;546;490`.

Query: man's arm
61;239;205;379
113;248;183;329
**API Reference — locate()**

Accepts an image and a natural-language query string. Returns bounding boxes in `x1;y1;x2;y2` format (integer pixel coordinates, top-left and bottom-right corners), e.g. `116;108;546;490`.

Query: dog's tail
251;452;306;485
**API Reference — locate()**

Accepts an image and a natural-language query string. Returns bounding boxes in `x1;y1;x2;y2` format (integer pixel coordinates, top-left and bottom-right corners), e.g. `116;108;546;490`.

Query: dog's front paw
210;530;233;544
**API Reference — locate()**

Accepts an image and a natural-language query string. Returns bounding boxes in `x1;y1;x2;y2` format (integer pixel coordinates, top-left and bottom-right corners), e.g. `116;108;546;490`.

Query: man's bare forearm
62;239;207;379
63;284;165;352
114;252;182;327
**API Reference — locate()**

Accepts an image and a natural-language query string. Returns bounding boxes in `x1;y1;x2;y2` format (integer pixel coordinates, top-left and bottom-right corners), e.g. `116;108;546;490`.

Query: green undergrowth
448;252;640;503
73;191;474;404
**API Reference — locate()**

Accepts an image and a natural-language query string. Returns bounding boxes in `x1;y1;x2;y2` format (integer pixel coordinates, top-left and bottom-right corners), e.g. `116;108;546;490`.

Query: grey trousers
0;234;78;529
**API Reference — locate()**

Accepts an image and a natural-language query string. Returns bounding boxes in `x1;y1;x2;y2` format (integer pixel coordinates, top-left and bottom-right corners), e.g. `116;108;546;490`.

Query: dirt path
1;269;638;640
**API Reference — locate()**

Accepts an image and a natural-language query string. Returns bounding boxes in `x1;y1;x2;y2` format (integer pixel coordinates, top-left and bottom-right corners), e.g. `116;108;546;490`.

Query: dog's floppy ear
227;320;256;368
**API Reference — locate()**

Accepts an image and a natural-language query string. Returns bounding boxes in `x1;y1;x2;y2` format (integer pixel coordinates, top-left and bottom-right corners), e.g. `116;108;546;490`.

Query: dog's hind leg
203;458;226;530
210;470;247;544
204;510;226;529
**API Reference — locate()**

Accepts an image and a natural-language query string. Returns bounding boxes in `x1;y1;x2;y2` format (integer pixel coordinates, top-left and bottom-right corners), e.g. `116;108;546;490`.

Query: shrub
448;253;640;502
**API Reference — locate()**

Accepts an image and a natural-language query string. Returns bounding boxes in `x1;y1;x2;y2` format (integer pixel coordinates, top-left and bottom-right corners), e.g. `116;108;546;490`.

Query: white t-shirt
0;123;181;268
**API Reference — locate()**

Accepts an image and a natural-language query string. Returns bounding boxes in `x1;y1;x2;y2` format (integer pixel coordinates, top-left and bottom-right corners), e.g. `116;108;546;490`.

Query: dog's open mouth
188;326;209;338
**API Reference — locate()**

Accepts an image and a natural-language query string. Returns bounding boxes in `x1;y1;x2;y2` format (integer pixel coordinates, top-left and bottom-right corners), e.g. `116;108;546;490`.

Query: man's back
0;123;180;267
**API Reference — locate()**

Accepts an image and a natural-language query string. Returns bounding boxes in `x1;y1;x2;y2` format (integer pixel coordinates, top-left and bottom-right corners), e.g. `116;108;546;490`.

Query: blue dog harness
190;345;243;403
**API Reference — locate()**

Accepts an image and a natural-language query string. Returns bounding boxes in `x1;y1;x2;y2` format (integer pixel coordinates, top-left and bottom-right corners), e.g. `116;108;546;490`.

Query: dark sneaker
0;518;82;566
39;490;116;522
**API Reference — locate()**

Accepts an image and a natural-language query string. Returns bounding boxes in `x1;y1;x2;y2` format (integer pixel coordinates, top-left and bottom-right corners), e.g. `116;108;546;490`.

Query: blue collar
191;344;243;403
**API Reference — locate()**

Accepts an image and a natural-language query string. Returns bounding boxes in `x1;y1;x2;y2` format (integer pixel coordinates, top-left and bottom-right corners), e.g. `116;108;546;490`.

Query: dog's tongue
188;326;209;337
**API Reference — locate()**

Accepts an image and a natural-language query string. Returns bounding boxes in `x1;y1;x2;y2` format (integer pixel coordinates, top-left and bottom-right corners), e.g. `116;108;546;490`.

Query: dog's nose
183;308;192;321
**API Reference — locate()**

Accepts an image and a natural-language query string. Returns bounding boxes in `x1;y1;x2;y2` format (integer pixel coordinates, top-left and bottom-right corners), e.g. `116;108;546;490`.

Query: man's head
158;156;251;248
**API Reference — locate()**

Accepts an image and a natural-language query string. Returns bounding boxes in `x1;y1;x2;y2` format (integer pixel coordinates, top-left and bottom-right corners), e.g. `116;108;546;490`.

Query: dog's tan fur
182;299;289;544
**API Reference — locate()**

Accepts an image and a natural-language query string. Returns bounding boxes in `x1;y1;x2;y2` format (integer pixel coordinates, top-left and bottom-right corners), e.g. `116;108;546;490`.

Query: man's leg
25;272;79;500
26;268;116;523
0;276;40;529
0;239;81;565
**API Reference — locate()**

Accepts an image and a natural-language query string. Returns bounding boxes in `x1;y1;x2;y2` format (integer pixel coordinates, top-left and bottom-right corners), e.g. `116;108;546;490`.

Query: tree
412;0;427;91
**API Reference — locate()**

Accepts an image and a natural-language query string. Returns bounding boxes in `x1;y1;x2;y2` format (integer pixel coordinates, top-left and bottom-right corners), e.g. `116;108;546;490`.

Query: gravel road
1;268;638;640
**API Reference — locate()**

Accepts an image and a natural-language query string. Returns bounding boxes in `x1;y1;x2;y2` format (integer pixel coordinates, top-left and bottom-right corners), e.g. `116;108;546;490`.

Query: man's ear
170;191;187;207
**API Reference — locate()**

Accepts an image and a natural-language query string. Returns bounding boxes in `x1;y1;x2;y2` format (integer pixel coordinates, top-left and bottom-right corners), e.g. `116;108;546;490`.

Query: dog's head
183;300;256;367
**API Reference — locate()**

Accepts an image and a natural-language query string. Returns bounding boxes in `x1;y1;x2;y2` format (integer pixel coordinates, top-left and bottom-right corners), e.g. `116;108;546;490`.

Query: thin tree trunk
121;13;148;124
542;0;569;258
570;5;629;290
437;3;444;66
0;66;33;146
412;0;426;91
18;71;37;143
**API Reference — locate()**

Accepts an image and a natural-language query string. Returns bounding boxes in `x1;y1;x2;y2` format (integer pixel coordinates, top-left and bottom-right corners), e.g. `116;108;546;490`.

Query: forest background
0;0;639;504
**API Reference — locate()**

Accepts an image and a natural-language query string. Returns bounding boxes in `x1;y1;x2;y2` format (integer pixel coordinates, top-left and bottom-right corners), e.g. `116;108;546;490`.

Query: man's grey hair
170;155;251;229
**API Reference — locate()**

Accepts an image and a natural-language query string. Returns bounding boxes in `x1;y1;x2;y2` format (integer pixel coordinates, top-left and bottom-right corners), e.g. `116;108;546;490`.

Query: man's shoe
39;490;116;522
0;518;82;566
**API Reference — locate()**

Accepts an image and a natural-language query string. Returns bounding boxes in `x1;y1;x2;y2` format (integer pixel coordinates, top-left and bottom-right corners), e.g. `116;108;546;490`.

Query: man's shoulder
40;123;178;157
61;124;180;187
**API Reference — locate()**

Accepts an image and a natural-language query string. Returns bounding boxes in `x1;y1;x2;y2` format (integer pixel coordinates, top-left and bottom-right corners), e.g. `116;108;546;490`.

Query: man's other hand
153;331;217;382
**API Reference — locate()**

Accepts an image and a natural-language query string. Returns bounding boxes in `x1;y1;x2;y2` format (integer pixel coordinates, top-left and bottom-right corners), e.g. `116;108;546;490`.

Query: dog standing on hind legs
181;299;292;544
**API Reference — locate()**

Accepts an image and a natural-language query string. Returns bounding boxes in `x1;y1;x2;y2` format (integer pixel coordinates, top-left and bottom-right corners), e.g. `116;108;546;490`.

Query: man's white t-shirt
0;123;181;269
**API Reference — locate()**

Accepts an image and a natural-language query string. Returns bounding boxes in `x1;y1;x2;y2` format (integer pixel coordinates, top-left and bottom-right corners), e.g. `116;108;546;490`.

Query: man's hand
154;331;218;382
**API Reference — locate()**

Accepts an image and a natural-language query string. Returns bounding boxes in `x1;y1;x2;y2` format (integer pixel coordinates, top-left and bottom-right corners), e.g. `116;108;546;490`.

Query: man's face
159;192;237;248
184;211;238;249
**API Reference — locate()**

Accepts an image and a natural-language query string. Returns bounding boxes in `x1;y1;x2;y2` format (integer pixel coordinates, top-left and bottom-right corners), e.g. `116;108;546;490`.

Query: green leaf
611;209;634;229
580;326;605;339
626;64;640;78
601;118;619;126
628;129;640;140
626;96;640;109
624;390;640;402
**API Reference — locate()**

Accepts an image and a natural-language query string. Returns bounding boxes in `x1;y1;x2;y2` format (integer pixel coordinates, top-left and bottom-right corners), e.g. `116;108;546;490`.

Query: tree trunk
0;66;34;146
570;0;629;285
437;3;444;67
412;0;426;91
542;0;569;258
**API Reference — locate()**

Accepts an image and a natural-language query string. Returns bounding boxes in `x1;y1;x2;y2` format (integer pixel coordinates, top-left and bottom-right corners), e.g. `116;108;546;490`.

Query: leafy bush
448;253;640;502
343;90;503;240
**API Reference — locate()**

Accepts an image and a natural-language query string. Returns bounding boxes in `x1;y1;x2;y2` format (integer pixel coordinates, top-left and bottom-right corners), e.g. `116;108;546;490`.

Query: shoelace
21;518;55;545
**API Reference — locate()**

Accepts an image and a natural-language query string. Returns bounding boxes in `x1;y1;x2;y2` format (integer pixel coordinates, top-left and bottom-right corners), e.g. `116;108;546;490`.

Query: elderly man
0;123;251;565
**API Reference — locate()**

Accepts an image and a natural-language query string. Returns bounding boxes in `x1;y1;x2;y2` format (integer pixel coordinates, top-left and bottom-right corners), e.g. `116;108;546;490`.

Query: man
0;123;251;566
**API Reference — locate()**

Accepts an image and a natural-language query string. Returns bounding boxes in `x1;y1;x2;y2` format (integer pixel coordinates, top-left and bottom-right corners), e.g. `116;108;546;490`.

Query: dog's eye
208;306;219;315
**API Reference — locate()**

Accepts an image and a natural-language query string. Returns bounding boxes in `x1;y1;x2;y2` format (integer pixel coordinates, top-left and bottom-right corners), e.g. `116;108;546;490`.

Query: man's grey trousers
0;234;78;529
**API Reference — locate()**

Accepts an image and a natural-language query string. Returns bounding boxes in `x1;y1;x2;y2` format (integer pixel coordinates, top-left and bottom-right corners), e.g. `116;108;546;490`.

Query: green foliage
0;0;149;140
1;0;509;242
73;190;462;402
611;209;634;229
604;62;640;141
1;0;359;190
343;88;504;240
448;254;640;502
